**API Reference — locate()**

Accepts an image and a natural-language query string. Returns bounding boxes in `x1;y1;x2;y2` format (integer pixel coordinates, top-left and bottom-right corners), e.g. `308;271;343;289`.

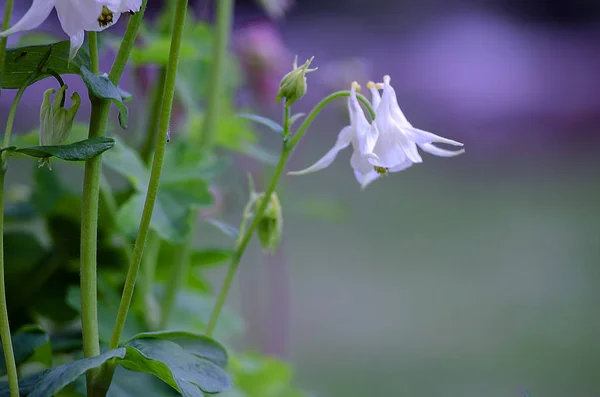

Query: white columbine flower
0;0;142;61
288;82;380;188
366;75;464;178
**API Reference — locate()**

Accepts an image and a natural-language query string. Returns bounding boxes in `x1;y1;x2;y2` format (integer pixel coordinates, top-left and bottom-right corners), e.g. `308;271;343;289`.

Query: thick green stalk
88;32;100;74
205;91;377;335
137;231;161;330
80;99;107;395
108;0;189;350
79;6;148;394
199;0;234;149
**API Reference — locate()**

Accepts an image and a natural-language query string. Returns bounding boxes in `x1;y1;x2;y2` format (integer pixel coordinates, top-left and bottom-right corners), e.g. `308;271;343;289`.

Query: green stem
0;173;18;397
108;0;189;350
88;32;100;74
80;101;106;394
0;71;24;397
159;227;193;329
289;91;375;149
199;0;234;149
79;5;148;395
205;91;377;335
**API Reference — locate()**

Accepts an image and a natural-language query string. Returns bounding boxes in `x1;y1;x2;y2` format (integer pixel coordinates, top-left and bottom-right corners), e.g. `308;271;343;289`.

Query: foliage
0;3;311;397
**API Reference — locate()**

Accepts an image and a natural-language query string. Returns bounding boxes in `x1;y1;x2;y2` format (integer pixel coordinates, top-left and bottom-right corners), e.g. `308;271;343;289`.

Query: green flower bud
39;84;80;168
256;192;283;254
276;56;317;106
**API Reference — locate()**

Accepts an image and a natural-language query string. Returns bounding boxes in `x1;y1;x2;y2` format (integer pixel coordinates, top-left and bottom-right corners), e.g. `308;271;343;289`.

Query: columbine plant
0;1;464;397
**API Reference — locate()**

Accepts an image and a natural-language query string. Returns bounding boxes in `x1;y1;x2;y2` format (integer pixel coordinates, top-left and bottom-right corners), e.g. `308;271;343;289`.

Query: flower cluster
289;76;465;188
0;0;142;60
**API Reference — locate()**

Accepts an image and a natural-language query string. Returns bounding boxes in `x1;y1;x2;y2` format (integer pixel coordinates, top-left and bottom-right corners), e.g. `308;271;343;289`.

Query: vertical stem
0;173;18;397
137;231;161;330
159;228;193;329
79;6;148;394
200;0;234;149
80;100;107;394
108;0;189;350
88;32;100;74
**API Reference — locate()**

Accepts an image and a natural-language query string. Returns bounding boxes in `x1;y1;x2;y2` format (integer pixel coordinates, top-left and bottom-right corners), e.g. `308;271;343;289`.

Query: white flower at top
0;0;142;61
366;75;464;179
288;81;380;188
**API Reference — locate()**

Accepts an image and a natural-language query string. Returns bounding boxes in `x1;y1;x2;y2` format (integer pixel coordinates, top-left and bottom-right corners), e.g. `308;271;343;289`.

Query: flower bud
40;84;80;146
256;192;283;254
276;56;317;106
39;85;80;168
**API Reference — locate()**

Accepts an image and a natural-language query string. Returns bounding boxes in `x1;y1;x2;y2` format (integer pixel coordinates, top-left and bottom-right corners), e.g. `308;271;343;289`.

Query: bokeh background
2;0;600;396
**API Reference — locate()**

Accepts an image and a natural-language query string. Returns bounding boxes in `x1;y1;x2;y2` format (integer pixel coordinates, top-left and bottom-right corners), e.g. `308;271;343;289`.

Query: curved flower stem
0;81;27;397
205;92;376;336
199;0;233;149
108;0;189;350
289;91;375;149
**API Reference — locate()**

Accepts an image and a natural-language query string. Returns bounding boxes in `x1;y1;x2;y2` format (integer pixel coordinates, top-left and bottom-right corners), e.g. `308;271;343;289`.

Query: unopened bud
276;56;317;106
256;192;283;254
39;84;80;168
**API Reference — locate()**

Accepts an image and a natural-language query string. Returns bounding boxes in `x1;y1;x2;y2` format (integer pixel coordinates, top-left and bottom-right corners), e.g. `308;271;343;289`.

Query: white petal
368;84;381;110
69;31;85;61
403;126;464;147
388;158;414;173
56;0;103;36
418;143;465;157
381;75;411;126
288;126;353;176
0;0;55;37
354;169;380;189
372;118;422;167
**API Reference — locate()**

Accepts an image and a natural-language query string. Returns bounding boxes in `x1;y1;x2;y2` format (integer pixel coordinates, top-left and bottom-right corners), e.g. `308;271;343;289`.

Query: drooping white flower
367;75;464;177
0;0;142;61
288;82;380;188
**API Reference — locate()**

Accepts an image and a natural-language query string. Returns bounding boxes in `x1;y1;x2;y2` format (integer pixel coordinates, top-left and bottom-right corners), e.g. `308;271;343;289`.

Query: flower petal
69;31;85;61
381;75;411;126
388;157;413;173
367;82;381;110
403;126;464;147
55;0;103;36
118;0;142;12
288;126;353;176
418;142;465;157
354;169;380;189
0;0;55;37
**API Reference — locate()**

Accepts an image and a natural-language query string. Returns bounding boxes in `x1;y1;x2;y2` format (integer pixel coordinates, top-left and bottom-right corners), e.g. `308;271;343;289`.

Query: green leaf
236;114;283;135
190;248;232;267
16;137;115;161
0;41;91;89
125;331;228;368
0;370;49;397
122;339;231;395
79;66;129;129
28;348;126;397
0;325;50;376
108;367;179;397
